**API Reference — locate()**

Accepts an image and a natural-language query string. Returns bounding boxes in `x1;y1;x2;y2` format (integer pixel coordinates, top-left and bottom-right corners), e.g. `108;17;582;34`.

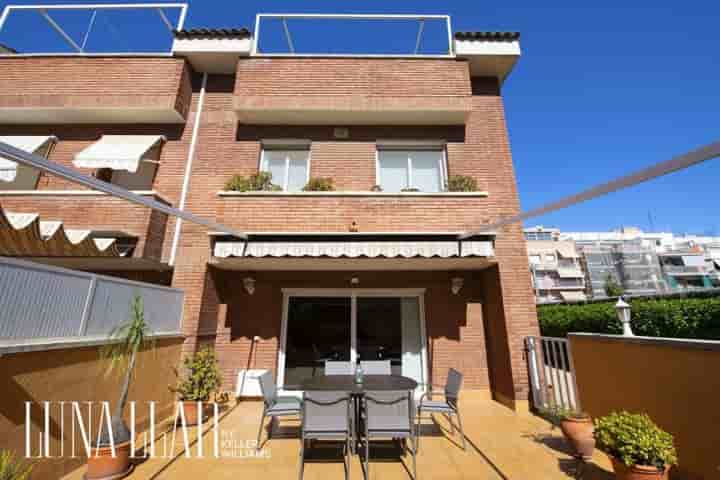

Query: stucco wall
569;334;720;480
0;337;184;479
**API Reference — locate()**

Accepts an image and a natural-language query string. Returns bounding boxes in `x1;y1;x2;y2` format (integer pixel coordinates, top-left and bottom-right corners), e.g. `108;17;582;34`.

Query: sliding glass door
280;291;427;391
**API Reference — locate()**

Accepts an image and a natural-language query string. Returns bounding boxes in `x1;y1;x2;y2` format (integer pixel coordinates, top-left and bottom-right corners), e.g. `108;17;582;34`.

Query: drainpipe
169;72;208;266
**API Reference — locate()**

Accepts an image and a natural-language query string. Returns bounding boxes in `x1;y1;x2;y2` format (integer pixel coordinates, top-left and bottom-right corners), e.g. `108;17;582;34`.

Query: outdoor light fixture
615;296;633;336
451;277;464;295
350;276;360;286
243;277;256;295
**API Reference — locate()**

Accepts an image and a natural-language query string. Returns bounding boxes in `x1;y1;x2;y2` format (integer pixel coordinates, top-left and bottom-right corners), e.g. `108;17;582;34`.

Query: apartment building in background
0;14;539;413
525;226;720;302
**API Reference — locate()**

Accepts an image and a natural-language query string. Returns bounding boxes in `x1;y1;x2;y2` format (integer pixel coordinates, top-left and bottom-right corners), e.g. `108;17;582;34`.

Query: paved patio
64;395;614;480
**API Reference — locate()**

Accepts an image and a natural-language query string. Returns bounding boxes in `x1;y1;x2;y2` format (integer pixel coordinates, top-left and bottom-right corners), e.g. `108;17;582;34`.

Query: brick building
0;16;538;411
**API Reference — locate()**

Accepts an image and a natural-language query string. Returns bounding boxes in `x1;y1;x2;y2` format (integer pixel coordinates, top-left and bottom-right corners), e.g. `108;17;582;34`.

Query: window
260;147;310;192
376;146;446;193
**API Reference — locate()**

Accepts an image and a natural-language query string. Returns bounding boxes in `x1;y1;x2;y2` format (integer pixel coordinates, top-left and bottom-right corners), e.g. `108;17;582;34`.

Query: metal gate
525;336;580;411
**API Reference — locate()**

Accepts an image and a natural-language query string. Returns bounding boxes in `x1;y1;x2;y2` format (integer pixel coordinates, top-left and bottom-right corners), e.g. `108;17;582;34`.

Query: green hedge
538;295;720;339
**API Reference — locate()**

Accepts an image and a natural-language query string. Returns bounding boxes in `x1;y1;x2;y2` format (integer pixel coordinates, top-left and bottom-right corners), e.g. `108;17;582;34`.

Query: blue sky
1;0;718;235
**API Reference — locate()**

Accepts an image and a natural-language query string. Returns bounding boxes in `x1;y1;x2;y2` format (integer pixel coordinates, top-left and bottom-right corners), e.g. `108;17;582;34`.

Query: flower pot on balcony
85;441;133;480
180;401;205;426
611;457;670;480
559;415;595;461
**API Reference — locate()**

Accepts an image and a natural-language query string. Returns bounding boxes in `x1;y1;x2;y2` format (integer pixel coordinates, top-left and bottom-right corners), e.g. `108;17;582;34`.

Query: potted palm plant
171;347;221;426
88;295;154;480
594;411;677;480
540;405;595;460
0;450;33;480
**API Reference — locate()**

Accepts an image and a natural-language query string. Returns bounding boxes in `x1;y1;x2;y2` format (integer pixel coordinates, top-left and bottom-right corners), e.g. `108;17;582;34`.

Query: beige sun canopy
559;291;587;302
0;136;56;183
73;135;165;173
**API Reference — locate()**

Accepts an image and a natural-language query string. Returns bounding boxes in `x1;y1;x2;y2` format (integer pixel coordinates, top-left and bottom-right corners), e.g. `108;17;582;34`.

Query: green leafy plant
99;295;154;446
370;184;383;192
538;405;589;427
446;175;478;192
302;177;335;191
224;171;282;192
594;411;677;469
604;274;625;297
400;187;420;192
0;451;33;480
171;347;222;402
537;293;720;339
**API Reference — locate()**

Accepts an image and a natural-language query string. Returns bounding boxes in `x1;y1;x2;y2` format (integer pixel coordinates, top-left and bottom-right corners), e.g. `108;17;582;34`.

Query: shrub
303;177;335;191
446;175;478;192
538;405;589;427
537;294;720;339
171;347;222;402
594;411;677;469
0;451;33;480
224;171;281;192
604;274;625;297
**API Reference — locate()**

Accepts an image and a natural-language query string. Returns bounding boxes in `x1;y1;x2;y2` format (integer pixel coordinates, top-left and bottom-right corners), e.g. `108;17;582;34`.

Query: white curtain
401;297;424;391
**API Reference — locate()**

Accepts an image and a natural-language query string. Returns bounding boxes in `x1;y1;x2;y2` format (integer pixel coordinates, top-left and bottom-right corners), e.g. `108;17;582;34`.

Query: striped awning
214;240;494;259
0;136;56;182
73;135;165;173
0;203;125;257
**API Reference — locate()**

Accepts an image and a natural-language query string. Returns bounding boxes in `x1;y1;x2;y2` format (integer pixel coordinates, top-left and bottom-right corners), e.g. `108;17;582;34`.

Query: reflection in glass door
281;293;426;391
283;297;351;388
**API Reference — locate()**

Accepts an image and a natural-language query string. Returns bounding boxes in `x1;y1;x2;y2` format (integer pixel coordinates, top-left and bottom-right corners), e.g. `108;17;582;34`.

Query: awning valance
214;240;494;259
73;135;165;173
0;136;56;182
0;203;129;257
560;291;587;302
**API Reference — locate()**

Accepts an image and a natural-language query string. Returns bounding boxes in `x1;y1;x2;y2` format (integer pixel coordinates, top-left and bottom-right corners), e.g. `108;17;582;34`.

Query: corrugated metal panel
0;257;183;340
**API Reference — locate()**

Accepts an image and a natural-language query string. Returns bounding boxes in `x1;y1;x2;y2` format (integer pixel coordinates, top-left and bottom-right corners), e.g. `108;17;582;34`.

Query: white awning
681;255;705;267
0;136;56;182
560;291;587;302
73;135;165;173
557;267;585;278
214;240;494;259
556;243;579;258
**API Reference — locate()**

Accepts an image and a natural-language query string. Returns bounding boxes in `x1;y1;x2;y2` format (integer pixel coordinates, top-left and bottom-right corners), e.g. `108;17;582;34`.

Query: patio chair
325;360;354;375
360;360;391;375
362;390;417;480
416;368;466;450
257;370;301;450
299;391;353;480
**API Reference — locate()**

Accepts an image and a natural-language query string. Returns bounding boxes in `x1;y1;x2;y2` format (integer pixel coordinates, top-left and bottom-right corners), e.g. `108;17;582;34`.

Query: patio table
298;374;418;454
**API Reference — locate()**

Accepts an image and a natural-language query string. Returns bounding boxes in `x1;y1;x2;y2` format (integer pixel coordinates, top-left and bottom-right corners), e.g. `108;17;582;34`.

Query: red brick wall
208;270;490;391
0;57;190;119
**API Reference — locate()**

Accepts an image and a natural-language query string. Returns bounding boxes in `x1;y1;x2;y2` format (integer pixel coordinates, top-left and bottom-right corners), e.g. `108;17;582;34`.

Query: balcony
233;58;472;125
0;57;191;124
662;265;710;276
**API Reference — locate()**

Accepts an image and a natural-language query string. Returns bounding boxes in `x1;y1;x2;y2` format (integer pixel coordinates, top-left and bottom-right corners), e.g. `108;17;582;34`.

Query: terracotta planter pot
85;441;133;480
611;457;670;480
179;401;206;426
559;416;595;460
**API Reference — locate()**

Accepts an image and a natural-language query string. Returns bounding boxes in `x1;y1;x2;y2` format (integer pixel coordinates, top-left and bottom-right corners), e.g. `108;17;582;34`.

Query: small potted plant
171;347;222;425
540;405;595;460
594;411;677;480
224;171;282;192
446;175;478;192
302;177;335;191
0;450;33;480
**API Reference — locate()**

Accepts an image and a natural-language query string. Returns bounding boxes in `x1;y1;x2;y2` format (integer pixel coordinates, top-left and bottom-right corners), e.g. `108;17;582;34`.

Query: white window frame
375;141;448;192
258;140;311;192
277;288;428;394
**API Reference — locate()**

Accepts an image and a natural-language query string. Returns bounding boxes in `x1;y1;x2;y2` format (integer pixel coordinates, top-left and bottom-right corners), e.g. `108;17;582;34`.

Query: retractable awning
557;267;585;278
0;203;131;257
73;135;165;173
556;243;579;258
0;136;56;182
560;291;587;302
214;240;494;259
